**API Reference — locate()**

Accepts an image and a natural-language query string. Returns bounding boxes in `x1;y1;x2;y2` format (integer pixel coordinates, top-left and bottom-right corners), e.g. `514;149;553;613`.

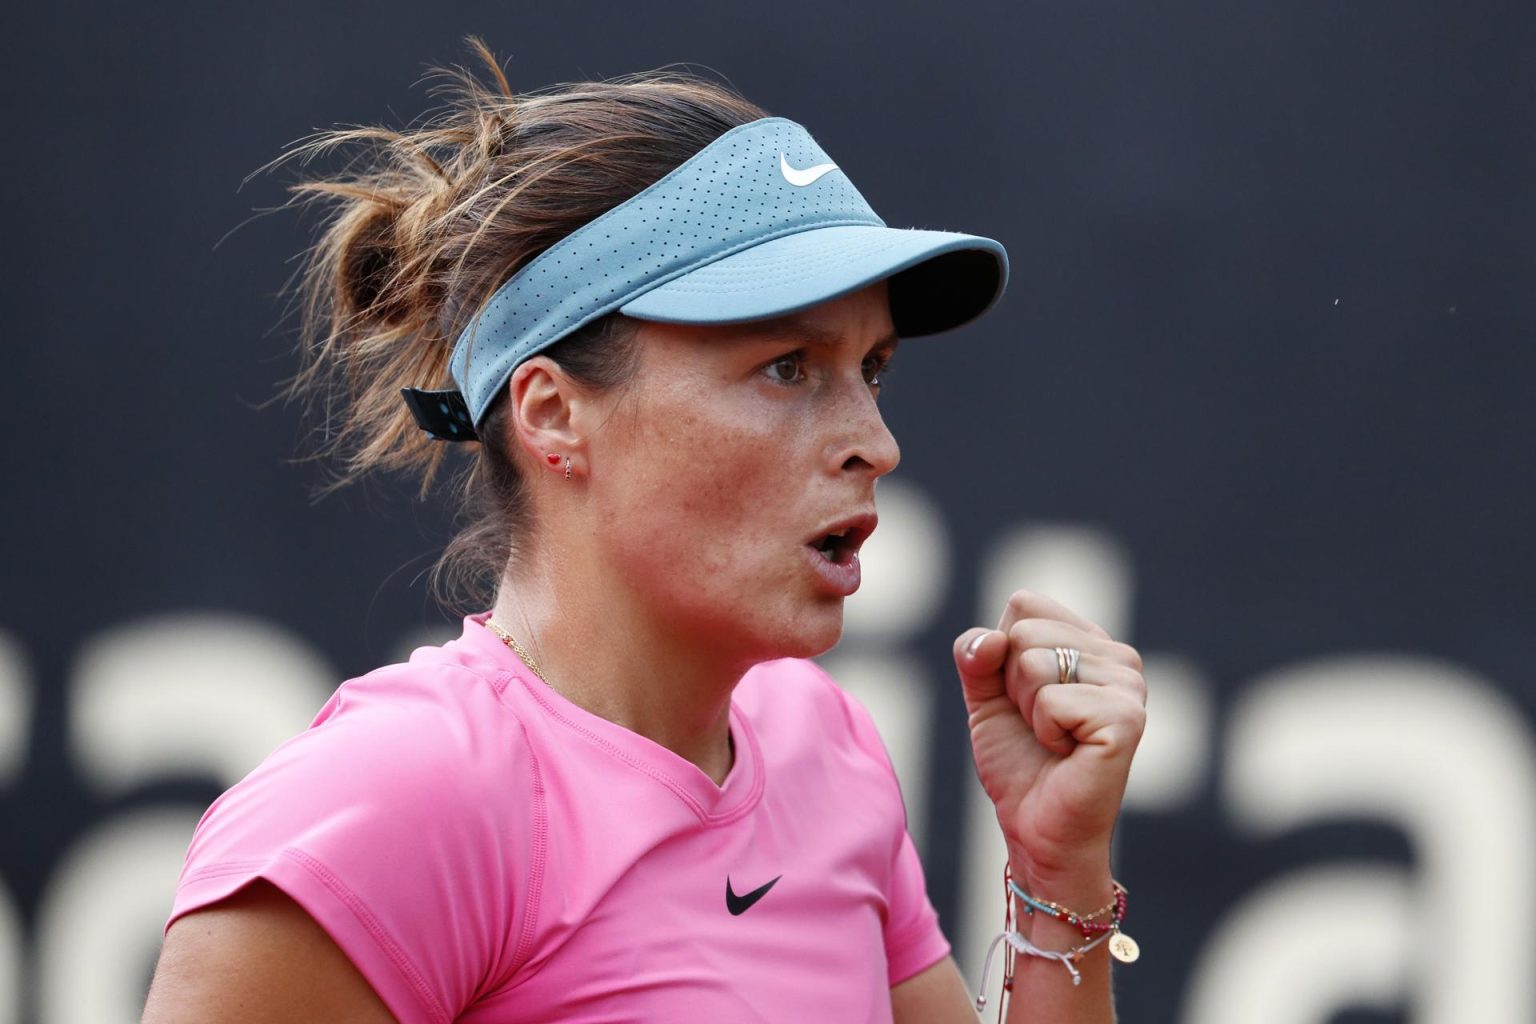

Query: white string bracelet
975;927;1114;1007
975;931;1011;1011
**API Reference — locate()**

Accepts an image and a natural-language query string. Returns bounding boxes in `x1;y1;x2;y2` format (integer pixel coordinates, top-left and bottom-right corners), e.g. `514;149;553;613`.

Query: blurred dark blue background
3;3;1532;1021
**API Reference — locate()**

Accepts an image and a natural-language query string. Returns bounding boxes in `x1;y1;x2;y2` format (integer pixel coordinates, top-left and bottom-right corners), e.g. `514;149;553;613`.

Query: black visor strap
400;388;479;442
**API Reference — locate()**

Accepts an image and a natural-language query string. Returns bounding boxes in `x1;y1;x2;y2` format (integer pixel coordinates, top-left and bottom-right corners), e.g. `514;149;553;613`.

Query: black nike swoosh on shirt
725;874;781;916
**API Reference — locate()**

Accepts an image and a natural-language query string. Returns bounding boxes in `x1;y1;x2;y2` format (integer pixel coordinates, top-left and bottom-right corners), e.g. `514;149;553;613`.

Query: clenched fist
954;590;1147;884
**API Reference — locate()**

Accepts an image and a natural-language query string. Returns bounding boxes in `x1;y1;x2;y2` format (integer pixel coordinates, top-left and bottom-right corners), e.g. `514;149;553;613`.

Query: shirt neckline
459;613;765;825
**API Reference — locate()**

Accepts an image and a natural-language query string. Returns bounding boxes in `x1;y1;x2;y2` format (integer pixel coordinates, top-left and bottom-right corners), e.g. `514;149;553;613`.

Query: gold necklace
484;619;548;683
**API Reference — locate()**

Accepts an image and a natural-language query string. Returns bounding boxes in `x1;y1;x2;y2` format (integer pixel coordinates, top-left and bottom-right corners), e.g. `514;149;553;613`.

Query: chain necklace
484;618;548;683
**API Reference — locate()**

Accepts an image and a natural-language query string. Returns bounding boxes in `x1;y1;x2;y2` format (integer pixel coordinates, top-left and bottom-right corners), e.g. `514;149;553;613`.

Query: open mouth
807;518;875;566
814;530;856;565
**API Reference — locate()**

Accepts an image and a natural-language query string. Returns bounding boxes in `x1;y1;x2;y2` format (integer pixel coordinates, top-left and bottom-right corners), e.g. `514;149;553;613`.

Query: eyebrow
731;314;900;351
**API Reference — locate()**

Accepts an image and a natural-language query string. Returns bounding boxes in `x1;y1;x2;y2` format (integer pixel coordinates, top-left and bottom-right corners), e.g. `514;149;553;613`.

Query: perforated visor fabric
448;117;1008;426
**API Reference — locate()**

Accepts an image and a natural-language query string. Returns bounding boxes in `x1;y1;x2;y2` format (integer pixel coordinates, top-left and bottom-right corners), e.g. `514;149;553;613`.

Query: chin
756;601;845;662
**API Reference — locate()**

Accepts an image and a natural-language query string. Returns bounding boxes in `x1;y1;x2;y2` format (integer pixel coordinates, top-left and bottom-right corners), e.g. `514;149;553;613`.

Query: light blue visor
403;117;1008;440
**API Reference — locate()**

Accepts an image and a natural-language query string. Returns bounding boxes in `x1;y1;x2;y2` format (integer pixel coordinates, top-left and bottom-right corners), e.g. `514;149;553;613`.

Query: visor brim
617;225;1008;337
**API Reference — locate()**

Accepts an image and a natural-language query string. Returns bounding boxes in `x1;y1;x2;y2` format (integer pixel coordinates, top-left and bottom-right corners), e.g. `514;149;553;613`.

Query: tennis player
142;43;1146;1024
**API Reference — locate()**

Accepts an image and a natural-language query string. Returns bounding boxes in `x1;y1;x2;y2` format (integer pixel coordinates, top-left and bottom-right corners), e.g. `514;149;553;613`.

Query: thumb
953;627;1009;708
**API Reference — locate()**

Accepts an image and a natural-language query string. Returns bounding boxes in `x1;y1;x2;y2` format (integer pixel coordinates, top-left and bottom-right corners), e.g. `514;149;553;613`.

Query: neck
490;544;746;786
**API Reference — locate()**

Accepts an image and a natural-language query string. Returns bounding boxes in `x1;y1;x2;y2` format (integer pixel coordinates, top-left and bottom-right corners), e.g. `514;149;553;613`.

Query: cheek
611;411;797;570
671;430;783;528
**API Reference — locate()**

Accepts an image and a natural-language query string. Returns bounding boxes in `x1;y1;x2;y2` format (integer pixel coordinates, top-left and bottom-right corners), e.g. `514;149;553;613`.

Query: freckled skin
584;283;901;666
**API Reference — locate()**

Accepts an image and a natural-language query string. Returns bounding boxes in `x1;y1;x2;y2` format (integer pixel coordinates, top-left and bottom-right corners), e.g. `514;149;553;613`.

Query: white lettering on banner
35;614;333;1024
70;615;336;794
1182;866;1413;1023
0;499;1529;1021
36;810;202;1024
1119;652;1213;812
1189;658;1536;1023
0;634;30;784
0;632;27;1024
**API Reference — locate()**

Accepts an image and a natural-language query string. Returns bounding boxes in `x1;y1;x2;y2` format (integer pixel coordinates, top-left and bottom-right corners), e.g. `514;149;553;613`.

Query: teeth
814;527;859;560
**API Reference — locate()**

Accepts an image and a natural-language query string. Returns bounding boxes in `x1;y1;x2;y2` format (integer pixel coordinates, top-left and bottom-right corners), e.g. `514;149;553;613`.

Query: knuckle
1099;730;1130;759
1019;654;1056;684
1008;619;1039;647
1007;590;1036;615
1128;671;1148;704
1106;664;1146;697
1102;704;1148;754
1104;722;1144;758
1113;641;1144;671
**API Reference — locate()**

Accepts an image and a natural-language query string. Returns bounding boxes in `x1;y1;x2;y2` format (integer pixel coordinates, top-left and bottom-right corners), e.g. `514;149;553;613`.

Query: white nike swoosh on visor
779;152;839;187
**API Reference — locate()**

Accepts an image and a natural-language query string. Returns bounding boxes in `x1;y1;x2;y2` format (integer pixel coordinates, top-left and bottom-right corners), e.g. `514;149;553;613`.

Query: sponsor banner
3;3;1530;1021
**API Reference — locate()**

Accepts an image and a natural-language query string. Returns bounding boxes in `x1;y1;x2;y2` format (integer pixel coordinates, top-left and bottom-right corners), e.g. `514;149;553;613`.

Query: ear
506;357;587;475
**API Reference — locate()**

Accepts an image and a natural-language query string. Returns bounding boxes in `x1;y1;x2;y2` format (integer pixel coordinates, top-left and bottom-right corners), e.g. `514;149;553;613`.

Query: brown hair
281;39;767;607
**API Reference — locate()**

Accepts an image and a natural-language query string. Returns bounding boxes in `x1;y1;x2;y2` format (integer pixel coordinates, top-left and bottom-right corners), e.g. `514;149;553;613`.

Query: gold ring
1054;646;1081;685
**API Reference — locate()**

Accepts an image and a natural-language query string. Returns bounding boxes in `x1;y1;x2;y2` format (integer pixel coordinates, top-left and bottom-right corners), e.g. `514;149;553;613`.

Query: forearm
953;593;1147;1024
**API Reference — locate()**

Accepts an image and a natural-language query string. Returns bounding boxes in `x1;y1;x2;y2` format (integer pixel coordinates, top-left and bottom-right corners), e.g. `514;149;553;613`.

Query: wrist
1006;847;1114;946
1005;839;1113;897
975;857;1136;1010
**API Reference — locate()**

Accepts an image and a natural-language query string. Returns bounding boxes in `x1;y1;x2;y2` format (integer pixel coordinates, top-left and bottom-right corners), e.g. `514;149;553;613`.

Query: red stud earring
546;453;561;466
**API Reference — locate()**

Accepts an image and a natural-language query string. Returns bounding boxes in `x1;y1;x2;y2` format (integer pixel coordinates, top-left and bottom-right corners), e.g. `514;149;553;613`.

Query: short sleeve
882;828;951;985
169;669;541;1024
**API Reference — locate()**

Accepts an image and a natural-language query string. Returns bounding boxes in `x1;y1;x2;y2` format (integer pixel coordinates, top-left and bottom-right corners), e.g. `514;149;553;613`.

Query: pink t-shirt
170;614;948;1023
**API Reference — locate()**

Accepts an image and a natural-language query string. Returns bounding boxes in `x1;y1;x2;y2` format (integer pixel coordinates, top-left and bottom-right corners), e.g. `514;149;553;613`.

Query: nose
834;384;901;479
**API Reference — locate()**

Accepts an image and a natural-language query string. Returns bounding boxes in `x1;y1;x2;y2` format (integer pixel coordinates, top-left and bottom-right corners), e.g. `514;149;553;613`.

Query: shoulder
271;652;536;803
182;647;546;897
172;645;546;1020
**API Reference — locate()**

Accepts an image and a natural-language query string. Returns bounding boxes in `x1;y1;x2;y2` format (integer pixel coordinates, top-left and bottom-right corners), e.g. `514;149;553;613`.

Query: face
583;282;901;665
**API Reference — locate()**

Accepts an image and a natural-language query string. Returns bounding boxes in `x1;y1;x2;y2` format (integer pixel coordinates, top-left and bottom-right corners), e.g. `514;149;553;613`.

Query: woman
143;42;1147;1024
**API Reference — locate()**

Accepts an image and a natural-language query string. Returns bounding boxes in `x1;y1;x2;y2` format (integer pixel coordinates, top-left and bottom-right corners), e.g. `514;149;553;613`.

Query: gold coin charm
1108;931;1140;964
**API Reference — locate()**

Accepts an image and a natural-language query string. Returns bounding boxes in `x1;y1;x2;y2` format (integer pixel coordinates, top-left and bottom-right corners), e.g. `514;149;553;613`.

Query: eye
763;352;806;384
862;351;893;387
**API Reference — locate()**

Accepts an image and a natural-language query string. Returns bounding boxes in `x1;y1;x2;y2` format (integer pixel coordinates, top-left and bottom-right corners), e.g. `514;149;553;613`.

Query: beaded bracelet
1011;878;1140;964
1009;879;1128;938
974;868;1141;1019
